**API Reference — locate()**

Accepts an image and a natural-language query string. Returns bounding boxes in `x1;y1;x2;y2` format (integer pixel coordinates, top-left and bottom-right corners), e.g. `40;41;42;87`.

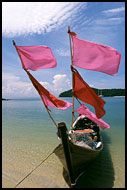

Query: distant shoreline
112;96;125;97
2;98;11;101
59;88;125;97
2;96;125;101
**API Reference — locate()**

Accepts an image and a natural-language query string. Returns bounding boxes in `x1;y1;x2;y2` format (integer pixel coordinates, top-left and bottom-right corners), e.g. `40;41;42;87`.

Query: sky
2;2;125;99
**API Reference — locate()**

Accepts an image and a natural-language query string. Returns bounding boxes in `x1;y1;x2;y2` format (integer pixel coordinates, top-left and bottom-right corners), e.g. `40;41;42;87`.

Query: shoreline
2;96;125;101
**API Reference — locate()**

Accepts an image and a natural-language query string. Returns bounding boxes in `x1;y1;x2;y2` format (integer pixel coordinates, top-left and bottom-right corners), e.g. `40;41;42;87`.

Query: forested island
59;88;125;97
2;98;11;101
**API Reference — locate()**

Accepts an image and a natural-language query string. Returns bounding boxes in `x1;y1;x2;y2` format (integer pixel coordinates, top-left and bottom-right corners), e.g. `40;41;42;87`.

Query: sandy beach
2;135;125;188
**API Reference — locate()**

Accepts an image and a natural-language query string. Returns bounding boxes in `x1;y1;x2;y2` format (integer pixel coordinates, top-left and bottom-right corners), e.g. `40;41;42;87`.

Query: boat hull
54;138;103;177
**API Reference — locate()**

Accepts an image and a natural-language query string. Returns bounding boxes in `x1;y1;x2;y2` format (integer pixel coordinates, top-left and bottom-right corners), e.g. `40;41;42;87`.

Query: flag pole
68;26;74;128
12;40;58;128
12;40;23;65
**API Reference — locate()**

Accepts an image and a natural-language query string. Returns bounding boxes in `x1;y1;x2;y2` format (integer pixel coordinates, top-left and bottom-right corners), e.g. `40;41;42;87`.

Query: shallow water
2;97;125;188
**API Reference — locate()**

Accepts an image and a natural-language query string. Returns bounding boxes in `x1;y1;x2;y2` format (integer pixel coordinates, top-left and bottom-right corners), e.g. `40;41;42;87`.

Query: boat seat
74;129;93;133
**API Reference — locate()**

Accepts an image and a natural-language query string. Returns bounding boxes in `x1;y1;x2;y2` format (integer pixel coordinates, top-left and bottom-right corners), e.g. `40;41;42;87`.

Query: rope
14;150;54;188
75;97;82;106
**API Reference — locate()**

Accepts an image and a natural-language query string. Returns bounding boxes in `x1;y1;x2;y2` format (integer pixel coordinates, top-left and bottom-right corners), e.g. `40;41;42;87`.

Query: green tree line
59;88;125;97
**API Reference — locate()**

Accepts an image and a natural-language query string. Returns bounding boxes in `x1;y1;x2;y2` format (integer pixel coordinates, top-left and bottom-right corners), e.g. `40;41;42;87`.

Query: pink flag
72;36;121;76
14;45;57;71
76;104;110;130
26;70;72;110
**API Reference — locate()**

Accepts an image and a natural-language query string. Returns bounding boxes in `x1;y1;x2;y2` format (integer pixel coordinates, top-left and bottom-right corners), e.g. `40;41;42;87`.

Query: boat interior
69;115;102;150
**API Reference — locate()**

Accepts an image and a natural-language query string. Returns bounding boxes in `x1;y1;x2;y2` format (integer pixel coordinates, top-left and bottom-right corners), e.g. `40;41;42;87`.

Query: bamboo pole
68;26;75;128
12;40;58;128
12;40;24;66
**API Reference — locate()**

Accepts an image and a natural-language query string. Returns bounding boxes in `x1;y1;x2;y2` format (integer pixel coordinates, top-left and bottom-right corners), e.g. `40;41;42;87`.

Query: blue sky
2;2;125;98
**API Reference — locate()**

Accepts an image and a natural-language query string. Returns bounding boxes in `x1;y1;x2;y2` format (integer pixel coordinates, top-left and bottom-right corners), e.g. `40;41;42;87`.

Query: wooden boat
54;115;103;180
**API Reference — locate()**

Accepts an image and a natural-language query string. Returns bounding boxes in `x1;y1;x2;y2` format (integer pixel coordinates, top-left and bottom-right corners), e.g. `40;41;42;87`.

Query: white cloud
102;6;125;14
2;73;20;81
2;2;86;37
2;72;71;98
39;74;71;95
56;48;70;57
94;17;124;25
52;74;71;94
2;73;35;97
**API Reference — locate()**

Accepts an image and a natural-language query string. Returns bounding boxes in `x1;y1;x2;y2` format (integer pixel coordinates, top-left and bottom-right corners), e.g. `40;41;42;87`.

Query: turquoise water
2;97;125;188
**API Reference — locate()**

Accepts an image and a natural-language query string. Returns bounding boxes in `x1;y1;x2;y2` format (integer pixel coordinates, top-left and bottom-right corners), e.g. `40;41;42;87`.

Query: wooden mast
68;26;75;128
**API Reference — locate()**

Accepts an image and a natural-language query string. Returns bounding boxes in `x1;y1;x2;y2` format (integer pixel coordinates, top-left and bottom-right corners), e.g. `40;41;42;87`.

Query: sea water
2;97;125;188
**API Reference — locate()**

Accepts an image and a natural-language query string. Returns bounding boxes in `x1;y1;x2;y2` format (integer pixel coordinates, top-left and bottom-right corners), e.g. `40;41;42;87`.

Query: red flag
14;44;57;71
71;66;105;118
26;70;72;110
72;36;121;76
